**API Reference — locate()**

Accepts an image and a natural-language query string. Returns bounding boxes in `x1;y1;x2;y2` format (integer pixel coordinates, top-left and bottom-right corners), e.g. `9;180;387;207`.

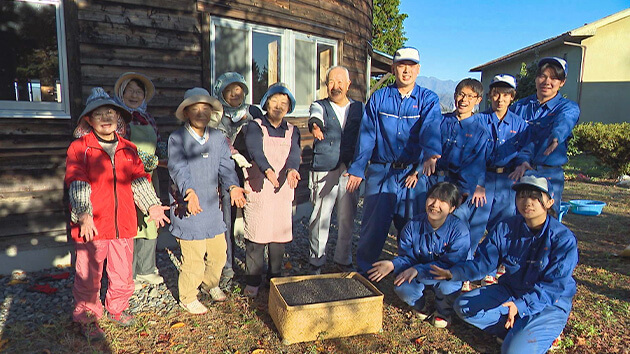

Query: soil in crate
276;278;375;306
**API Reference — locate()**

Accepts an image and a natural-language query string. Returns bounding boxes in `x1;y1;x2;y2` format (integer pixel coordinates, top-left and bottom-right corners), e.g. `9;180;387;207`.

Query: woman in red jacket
65;88;169;341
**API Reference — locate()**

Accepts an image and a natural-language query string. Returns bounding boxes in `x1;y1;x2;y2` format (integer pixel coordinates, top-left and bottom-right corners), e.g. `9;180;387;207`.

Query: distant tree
371;0;408;90
515;61;538;101
372;0;408;55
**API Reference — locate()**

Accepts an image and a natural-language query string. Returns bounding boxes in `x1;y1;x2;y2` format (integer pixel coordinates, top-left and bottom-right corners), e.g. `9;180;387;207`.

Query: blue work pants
356;163;428;273
394;277;461;318
454;284;570;354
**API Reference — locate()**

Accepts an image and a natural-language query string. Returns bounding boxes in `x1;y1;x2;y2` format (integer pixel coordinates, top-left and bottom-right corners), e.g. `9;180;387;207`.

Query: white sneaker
430;312;451;328
180;299;208;315
136;273;164;285
208;287;227;302
134;279;144;291
483;275;498;286
461;281;472;292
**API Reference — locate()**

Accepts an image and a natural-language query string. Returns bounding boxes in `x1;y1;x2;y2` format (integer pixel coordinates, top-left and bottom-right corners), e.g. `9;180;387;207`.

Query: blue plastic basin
558;202;571;222
569;200;606;216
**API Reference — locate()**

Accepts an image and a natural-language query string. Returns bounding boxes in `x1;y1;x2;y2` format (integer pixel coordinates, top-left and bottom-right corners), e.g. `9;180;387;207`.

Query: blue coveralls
392;213;469;318
467;110;529;256
510;94;580;212
430;112;490;197
427;112;490;256
348;84;442;274
450;215;578;354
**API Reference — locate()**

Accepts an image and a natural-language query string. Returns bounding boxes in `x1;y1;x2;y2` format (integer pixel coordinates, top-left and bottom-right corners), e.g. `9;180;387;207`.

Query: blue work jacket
437;112;490;194
481;110;529;169
510;94;580;167
450;214;578;318
347;84;442;179
392;213;470;279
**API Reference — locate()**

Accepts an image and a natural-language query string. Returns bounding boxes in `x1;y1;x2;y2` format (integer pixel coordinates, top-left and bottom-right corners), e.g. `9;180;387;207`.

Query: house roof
371;48;393;75
470;8;630;72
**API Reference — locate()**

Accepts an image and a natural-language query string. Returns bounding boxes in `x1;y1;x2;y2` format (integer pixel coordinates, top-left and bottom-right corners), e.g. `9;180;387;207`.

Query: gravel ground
0;200;365;333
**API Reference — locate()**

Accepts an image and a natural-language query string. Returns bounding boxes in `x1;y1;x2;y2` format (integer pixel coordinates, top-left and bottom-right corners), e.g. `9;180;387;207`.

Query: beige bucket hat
175;87;223;126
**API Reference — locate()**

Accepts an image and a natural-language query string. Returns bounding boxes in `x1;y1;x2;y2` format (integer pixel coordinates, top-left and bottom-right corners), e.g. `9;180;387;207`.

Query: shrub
571;122;630;176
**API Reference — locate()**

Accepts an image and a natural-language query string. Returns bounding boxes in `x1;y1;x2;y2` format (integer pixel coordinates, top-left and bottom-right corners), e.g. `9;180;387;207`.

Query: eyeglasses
124;89;145;97
456;93;479;101
91;109;117;121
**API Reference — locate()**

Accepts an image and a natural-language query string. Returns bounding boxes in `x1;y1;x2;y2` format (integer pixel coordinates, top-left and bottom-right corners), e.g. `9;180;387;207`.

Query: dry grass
1;181;629;354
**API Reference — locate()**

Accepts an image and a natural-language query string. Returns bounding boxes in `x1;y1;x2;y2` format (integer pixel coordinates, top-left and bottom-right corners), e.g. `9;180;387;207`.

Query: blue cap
538;57;568;77
490;74;517;89
260;82;296;114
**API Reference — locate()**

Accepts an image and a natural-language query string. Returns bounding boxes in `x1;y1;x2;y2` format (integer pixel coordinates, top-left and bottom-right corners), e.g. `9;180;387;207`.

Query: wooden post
318;48;331;99
268;40;278;85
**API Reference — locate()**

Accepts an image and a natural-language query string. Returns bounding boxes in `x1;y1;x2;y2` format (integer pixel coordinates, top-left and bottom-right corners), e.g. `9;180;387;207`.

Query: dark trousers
220;190;237;277
132;237;157;277
221;163;244;277
245;240;285;287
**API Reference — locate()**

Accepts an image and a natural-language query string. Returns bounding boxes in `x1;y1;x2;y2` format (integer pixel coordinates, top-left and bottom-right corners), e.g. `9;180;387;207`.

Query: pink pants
72;238;134;323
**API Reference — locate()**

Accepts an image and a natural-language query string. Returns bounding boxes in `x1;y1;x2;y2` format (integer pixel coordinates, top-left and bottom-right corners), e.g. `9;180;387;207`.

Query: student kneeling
431;175;578;353
368;182;470;328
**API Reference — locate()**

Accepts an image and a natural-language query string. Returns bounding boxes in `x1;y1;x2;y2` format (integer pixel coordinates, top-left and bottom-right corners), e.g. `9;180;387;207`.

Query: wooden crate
268;272;383;345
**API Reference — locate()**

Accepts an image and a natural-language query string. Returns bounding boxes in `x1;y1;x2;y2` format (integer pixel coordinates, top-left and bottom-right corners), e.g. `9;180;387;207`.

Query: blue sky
399;0;629;82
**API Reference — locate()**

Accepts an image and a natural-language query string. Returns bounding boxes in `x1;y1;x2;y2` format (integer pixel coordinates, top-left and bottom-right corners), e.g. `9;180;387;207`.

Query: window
0;0;70;118
210;17;337;116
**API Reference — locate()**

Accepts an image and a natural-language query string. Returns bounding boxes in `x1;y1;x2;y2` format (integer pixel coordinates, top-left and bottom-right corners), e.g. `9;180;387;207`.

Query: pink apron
243;119;295;244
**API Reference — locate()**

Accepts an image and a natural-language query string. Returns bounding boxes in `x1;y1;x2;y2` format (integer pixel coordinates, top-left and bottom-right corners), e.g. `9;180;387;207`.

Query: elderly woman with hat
113;72;166;290
241;82;301;297
65;87;170;340
168;87;247;314
212;72;263;288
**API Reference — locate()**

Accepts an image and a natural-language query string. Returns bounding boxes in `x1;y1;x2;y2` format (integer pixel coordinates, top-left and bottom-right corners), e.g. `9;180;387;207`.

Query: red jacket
65;132;149;242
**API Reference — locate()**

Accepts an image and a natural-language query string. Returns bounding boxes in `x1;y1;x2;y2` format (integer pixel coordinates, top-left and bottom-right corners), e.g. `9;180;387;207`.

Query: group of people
355;47;579;354
64;44;580;353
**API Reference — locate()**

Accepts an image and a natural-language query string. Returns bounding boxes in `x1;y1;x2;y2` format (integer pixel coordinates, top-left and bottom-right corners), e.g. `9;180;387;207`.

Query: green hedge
569;122;630;176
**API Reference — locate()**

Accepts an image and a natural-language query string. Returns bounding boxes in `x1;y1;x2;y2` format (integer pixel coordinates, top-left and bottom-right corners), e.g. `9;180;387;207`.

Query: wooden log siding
197;0;372;100
0;0;372;241
0;117;72;239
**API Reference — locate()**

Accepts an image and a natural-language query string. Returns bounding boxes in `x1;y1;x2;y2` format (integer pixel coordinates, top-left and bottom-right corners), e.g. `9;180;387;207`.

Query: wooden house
0;0;385;273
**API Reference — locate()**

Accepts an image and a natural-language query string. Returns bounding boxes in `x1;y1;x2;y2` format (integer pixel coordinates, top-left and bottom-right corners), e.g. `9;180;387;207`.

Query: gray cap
512;175;551;194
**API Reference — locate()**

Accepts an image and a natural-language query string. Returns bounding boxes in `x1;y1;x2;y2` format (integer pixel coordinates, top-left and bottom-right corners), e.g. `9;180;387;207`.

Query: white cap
490;74;517;89
539;57;568;77
393;47;420;64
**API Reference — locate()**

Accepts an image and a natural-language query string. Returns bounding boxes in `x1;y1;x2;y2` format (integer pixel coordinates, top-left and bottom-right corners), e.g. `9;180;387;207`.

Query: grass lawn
2;180;629;353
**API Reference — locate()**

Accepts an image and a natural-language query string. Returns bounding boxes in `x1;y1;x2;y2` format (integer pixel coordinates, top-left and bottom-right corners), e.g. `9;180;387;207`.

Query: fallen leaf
252;349;265;354
140;332;149;337
0;339;8;351
157;333;171;344
284;261;292;270
577;337;586;346
7;279;28;285
414;336;425;346
170;322;186;329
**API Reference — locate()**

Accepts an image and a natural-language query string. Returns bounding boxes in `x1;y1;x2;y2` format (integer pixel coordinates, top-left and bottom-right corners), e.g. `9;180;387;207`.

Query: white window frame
0;0;71;119
210;17;337;117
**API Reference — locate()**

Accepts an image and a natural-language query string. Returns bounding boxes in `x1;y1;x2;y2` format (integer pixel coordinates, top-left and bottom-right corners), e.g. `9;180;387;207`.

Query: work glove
232;153;252;168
